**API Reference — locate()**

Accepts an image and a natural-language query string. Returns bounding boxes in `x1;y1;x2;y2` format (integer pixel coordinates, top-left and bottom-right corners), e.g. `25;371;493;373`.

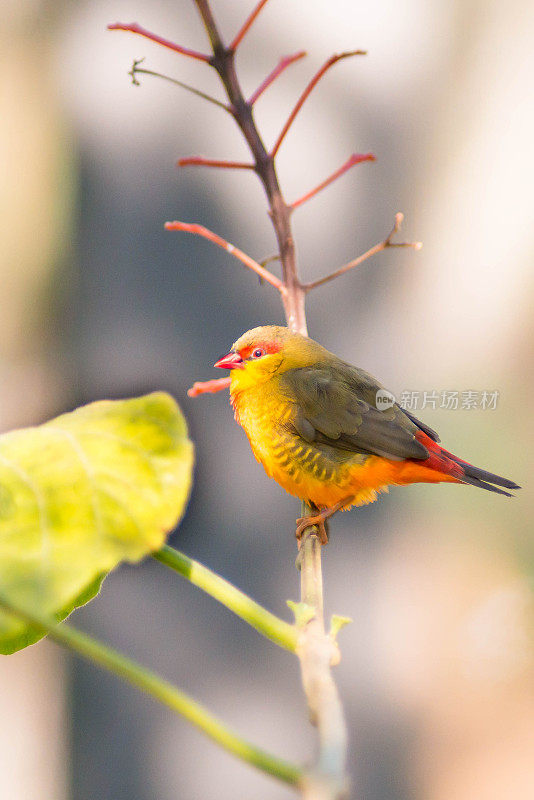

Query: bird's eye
252;348;265;359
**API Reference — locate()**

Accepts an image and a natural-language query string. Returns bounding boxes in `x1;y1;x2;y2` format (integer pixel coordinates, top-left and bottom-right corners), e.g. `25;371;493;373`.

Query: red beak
213;350;244;370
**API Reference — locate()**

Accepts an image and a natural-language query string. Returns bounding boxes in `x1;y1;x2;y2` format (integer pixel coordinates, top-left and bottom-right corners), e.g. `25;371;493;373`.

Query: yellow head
214;325;329;393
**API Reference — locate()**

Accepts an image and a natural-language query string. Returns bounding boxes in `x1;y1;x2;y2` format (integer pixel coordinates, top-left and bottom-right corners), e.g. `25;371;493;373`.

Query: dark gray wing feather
279;365;429;461
401;407;440;442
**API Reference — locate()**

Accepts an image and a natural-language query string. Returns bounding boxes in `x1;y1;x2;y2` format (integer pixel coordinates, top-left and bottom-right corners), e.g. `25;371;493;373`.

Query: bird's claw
295;496;352;549
295;514;329;545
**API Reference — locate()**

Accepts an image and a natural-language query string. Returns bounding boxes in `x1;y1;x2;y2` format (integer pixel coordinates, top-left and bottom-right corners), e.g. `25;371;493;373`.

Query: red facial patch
239;341;282;360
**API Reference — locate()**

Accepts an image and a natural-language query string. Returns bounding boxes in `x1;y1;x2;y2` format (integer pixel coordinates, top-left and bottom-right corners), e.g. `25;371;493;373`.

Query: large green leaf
0;392;194;654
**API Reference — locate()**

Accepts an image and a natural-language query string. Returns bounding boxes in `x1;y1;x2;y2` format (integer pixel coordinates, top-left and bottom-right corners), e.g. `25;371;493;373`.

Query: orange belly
262;448;459;510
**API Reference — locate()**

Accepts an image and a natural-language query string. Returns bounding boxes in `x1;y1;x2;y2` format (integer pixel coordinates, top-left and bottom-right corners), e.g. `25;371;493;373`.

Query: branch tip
304;213;423;291
385;212;422;249
230;0;271;51
248;50;307;106
291;152;376;209
187;378;231;397
271;49;367;157
108;21;210;62
164;221;284;291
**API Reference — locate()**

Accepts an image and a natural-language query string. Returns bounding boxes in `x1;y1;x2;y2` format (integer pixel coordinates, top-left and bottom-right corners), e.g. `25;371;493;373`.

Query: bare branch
193;0;307;332
193;0;225;54
188;378;231;397
271;50;367;157
108;22;210;62
295;528;349;800
303;212;423;292
177;156;254;169
248;51;307;106
229;0;271;51
291;152;376;210
164;221;285;292
129;60;230;111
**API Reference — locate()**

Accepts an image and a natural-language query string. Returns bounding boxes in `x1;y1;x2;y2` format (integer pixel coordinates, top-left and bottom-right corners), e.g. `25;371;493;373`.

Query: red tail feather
415;432;464;479
415;431;519;496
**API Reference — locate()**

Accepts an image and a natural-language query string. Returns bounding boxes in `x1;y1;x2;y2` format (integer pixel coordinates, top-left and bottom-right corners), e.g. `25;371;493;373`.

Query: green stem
0;594;301;787
153;545;297;652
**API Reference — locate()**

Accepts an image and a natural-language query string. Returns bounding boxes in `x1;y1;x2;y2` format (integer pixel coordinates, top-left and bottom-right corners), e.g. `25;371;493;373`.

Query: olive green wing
278;365;430;461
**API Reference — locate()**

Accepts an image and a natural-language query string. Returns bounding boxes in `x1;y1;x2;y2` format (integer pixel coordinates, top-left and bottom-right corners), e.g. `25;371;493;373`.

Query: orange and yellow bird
214;326;520;541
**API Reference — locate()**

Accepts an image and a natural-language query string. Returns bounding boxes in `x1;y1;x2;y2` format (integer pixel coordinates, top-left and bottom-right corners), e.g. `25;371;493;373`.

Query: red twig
178;156;254;169
271;50;366;157
248;51;307;106
291;153;376;210
164;221;285;292
229;0;271;51
108;22;210;62
303;213;422;291
188;377;231;397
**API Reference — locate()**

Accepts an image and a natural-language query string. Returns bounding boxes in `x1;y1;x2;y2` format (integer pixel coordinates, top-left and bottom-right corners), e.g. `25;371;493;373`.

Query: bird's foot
295;497;352;546
296;514;329;545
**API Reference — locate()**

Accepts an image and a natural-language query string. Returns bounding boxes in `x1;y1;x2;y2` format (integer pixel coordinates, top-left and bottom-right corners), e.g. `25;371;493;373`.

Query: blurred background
1;0;533;798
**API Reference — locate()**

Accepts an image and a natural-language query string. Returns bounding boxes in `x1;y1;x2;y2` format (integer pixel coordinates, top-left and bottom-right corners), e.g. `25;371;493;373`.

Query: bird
214;325;520;542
